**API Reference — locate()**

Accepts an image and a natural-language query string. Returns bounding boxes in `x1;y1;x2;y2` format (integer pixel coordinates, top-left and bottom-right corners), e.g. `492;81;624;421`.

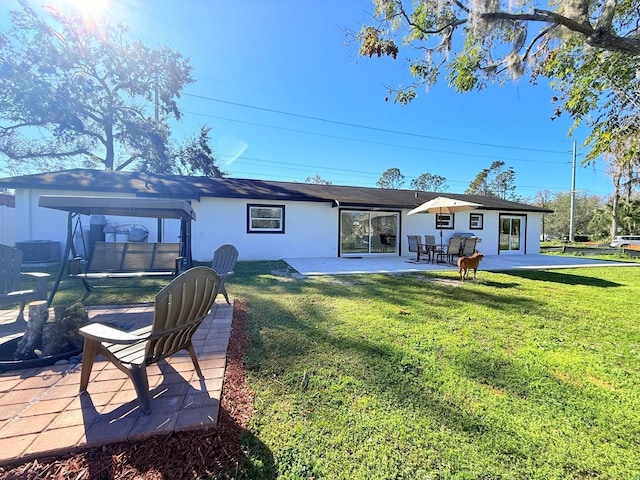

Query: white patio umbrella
407;196;482;245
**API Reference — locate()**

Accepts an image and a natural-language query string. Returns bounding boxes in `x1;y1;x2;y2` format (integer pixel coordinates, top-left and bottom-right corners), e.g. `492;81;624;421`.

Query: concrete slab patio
284;253;639;276
0;300;233;467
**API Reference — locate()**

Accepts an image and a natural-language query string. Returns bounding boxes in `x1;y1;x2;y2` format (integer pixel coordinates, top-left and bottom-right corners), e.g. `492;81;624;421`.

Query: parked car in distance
610;235;640;248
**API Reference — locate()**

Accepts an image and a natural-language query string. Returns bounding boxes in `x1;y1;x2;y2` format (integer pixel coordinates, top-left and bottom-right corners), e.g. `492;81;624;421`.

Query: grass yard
13;259;639;478
228;262;640;479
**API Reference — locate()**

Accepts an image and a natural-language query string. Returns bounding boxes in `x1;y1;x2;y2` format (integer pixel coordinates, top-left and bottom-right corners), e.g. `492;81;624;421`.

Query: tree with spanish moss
0;0;195;173
358;0;639;102
356;0;640;179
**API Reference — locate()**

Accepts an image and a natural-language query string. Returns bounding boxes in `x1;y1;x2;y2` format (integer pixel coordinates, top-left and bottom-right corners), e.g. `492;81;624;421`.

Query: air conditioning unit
15;240;61;265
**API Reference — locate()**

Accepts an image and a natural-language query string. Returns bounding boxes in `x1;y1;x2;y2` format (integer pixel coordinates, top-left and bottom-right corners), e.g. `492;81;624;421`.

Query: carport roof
0;169;551;213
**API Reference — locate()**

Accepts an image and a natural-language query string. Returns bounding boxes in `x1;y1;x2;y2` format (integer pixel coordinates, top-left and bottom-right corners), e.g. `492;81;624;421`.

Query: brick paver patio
0;300;233;467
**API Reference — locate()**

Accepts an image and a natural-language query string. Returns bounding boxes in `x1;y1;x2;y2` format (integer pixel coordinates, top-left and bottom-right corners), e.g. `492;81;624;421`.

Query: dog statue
457;252;483;282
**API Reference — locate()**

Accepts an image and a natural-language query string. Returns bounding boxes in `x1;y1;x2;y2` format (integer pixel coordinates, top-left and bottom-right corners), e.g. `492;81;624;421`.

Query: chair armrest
79;322;150;344
22;272;50;279
217;270;234;281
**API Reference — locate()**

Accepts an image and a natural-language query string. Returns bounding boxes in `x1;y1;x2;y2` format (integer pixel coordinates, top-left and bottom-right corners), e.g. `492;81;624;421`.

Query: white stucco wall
13;189;180;259
402;209;542;256
526;212;542;254
9;188;543;261
191;198;339;261
402;210;496;254
0;205;16;246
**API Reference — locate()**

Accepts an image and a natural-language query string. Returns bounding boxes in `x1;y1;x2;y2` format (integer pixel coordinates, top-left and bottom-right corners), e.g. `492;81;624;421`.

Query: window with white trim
247;204;285;233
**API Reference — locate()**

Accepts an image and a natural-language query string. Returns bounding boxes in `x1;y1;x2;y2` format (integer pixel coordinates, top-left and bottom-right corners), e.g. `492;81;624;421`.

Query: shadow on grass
224;262;637;476
502;270;620;287
238;289;517;435
454;347;569;401
480;280;521;289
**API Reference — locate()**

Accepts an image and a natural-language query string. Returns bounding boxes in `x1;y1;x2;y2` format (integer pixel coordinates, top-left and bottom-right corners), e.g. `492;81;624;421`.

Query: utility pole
569;141;577;242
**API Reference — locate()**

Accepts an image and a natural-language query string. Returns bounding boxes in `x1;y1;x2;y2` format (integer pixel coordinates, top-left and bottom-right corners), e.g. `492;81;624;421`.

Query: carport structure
39;196;196;304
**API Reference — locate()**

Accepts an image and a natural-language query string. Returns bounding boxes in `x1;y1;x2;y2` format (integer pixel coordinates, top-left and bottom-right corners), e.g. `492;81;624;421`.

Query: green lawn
16;260;639;478
228;262;640;479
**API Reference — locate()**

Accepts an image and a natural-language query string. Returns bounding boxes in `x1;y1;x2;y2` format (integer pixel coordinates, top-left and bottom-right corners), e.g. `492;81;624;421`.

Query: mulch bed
0;300;256;480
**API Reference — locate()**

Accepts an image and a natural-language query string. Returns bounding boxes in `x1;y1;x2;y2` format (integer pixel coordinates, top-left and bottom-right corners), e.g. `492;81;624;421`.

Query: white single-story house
0;169;551;262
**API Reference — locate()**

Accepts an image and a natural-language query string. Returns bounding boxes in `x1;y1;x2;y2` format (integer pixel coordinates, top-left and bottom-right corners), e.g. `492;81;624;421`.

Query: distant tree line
376;161;516;199
533;191;640;241
374;163;640;241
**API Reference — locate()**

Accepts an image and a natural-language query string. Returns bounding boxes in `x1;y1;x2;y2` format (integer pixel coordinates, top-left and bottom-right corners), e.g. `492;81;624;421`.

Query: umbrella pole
439;207;443;246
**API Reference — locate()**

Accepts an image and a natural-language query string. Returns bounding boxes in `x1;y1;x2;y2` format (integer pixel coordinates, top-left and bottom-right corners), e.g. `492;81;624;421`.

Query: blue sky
2;0;612;199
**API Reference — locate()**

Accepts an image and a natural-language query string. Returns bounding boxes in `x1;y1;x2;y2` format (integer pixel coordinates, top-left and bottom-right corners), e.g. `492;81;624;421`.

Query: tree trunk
41;304;88;357
610;172;621;239
15;301;48;360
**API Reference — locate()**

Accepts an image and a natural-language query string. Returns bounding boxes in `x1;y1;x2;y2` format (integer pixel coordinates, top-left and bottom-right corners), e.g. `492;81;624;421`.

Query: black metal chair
407;235;430;262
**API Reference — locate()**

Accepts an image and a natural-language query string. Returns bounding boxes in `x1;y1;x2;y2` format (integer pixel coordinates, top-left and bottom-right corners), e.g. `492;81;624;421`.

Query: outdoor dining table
419;243;447;264
433;245;447;264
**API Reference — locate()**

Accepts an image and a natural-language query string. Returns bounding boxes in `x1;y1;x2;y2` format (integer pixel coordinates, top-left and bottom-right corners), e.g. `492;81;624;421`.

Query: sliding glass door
340;210;399;255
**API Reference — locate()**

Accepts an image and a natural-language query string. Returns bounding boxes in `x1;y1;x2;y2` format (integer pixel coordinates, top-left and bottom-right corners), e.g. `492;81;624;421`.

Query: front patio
0;300;232;467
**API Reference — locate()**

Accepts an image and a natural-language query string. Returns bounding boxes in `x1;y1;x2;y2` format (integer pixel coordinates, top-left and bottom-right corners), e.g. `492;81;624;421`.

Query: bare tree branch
482;9;640;54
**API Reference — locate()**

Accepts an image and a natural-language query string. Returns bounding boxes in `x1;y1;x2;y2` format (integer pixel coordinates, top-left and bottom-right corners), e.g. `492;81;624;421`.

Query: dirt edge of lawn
0;300;256;480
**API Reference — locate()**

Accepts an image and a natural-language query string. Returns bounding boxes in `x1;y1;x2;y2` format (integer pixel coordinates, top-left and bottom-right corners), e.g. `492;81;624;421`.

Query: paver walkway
0;300;233;467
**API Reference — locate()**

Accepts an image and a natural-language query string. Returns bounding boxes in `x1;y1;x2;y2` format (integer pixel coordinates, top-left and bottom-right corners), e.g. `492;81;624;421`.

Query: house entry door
499;215;525;254
340;210;399;255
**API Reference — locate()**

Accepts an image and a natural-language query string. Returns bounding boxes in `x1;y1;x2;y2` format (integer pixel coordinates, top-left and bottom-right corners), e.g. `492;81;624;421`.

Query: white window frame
247;204;285;233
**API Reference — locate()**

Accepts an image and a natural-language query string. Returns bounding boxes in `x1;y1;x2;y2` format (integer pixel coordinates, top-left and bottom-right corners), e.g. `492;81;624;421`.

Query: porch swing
39;195;196;304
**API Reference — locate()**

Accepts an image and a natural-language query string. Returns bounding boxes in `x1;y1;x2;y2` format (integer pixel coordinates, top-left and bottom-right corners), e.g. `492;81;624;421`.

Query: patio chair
423;235;442;263
460;237;478;257
211;244;238;304
0;244;49;321
445;236;464;265
78;266;222;414
424;235;437;250
407;235;430;262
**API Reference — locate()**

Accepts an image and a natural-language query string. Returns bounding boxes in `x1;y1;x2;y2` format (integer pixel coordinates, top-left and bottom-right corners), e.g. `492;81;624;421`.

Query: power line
228;166;577;193
221;153;515;187
219;153;582;193
183;93;570;155
185;110;568;166
196;76;572;147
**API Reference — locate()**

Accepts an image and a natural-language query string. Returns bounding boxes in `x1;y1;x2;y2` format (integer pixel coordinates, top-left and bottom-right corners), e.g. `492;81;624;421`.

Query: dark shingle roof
0;169;550;213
